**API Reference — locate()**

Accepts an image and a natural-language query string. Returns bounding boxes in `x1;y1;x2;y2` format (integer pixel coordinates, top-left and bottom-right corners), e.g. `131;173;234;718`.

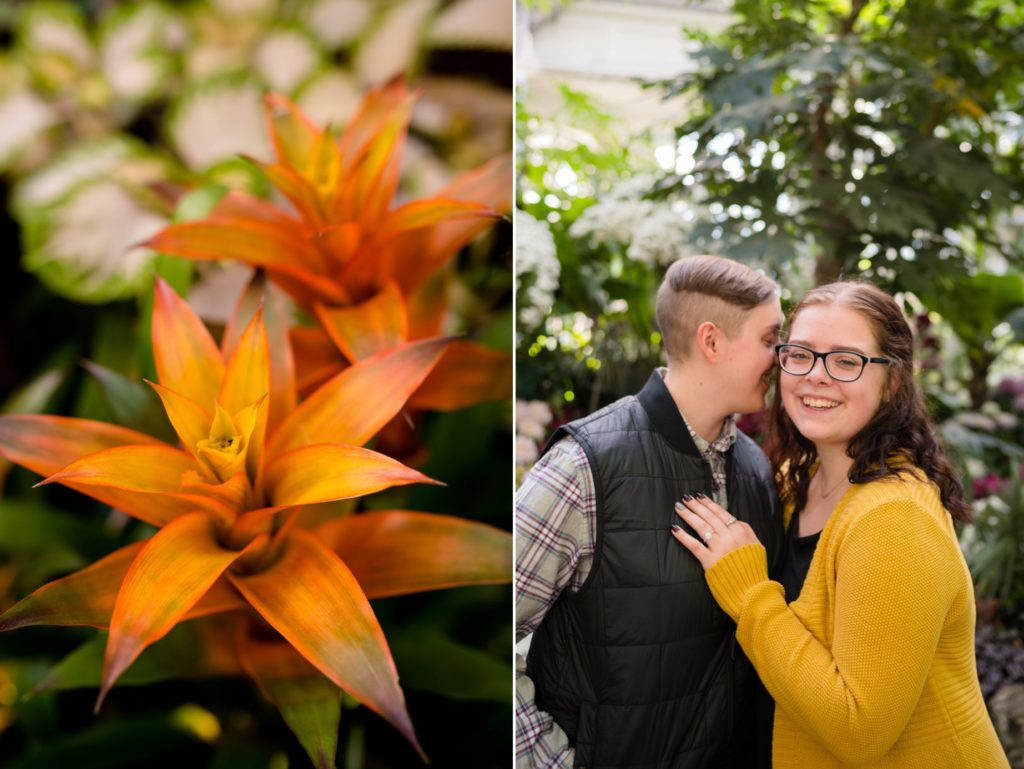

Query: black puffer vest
527;371;781;769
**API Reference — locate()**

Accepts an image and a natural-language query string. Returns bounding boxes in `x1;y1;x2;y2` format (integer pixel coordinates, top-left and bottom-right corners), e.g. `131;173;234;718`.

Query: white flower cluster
515;208;560;331
569;175;658;246
516;399;554;466
569;174;690;265
626;204;690;266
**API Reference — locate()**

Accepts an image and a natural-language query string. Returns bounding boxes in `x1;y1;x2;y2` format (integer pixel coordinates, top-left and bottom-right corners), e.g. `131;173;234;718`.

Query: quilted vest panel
528;372;781;769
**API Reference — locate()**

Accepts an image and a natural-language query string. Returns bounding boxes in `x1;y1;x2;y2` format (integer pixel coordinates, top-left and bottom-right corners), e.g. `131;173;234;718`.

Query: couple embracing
515;255;1009;769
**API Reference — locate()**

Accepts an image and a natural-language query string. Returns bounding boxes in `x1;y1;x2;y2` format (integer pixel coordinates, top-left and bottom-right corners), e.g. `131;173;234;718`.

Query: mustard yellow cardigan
706;471;1009;768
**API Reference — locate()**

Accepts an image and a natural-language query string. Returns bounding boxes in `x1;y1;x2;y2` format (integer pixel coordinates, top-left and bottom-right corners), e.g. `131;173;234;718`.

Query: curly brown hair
762;280;971;523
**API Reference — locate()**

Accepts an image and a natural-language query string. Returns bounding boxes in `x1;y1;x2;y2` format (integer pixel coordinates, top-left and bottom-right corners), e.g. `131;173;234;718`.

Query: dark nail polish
695;492;707;500
681;493;694;501
671;524;681;533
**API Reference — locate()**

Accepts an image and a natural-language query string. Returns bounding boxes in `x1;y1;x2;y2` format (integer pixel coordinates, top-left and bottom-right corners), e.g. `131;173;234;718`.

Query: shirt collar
651;368;741;456
686;412;737;457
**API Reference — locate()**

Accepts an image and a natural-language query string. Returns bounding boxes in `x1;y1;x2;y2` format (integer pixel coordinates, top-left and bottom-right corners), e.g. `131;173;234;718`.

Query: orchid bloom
0;279;511;768
146;78;512;408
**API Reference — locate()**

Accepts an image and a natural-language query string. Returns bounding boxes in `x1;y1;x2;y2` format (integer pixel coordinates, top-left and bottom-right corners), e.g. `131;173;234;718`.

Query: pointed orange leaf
264;444;439;507
255;160;328;226
314;283;407;363
146;220;329;283
213;189;300;226
239;630;341;769
98;513;267;709
0;415;164;479
223;273;297;435
0;542;144;631
406;275;449;339
316;511;512;598
263;267;351;310
397;152;512;291
77;484;232;528
219;305;269;417
0;545;247;632
337;77;414;166
152;278;225;414
372;198;497;243
147;381;212;469
440;151;513;213
309;124;344;205
290;326;345;397
229;529;423;757
355;103;412;228
35;444;236;527
267;337;451;458
408;341;512;411
265;92;324;177
38;444;199;496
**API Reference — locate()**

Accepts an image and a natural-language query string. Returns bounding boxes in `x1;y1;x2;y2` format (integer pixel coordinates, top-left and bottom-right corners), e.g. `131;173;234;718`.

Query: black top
779;511;822;603
759;510;824;766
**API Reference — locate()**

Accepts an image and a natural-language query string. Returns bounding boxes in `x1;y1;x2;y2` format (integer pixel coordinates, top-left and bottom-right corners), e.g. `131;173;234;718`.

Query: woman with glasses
670;281;1008;768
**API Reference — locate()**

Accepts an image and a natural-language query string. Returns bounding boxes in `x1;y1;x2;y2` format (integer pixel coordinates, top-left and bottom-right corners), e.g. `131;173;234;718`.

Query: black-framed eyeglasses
774;343;892;383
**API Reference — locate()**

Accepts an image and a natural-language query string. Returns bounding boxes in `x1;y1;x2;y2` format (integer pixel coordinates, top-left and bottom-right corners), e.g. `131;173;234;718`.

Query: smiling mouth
802;397;840;410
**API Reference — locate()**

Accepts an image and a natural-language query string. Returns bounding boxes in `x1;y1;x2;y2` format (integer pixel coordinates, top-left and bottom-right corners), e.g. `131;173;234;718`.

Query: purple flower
737;410;765;438
973;473;1005;499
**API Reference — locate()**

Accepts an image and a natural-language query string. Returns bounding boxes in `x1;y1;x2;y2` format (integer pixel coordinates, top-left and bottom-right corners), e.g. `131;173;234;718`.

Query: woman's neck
797;444;854;536
814;444;854;493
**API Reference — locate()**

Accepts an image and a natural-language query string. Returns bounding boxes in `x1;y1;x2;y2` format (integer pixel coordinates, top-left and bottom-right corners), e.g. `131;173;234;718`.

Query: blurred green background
0;1;512;767
516;0;1024;762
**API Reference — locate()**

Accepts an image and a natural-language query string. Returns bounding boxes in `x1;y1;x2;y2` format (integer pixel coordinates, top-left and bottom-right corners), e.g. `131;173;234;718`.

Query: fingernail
695;492;707;499
671;524;681;533
674;502;686;513
681;493;694;501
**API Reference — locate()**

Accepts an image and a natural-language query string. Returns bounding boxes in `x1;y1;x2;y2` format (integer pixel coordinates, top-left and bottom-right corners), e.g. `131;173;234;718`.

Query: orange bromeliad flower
0;279;511;767
146;78;513;410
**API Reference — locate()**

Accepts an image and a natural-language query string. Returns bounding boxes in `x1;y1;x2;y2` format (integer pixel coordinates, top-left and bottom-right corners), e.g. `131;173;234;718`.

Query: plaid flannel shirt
515;399;737;769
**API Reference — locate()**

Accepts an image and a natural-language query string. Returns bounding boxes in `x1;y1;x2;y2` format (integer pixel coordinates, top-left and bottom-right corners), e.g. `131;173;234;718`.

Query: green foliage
650;0;1024;288
516;87;666;408
962;464;1024;609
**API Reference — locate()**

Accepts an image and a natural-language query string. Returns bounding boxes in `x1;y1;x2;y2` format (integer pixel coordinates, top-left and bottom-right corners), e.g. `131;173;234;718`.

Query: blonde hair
655;255;779;361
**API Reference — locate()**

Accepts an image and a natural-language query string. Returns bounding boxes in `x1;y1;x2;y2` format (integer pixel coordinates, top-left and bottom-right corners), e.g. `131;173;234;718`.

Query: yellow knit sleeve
704;542;774;620
728;497;959;763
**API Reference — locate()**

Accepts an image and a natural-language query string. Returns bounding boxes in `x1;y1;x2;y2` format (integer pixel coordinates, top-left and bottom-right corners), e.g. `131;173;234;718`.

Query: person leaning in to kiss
671;280;1009;769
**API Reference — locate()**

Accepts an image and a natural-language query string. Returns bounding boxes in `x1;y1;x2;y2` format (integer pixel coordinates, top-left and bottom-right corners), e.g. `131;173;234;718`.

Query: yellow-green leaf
240;630;342;769
229;529;423;758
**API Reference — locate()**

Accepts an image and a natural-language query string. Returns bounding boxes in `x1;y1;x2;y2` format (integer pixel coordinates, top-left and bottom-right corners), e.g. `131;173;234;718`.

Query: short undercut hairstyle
655;255;780;361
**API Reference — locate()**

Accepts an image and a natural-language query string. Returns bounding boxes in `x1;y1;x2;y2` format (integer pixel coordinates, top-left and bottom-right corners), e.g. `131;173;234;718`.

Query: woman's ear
694;321;720;362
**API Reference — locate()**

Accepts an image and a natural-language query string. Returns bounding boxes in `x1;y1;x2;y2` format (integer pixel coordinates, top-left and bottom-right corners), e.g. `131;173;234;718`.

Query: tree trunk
968;353;991;410
814;252;845;286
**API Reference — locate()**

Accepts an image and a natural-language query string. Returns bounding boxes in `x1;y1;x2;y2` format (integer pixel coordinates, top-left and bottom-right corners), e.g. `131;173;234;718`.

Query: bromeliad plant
146;77;513;409
0;279;511;768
